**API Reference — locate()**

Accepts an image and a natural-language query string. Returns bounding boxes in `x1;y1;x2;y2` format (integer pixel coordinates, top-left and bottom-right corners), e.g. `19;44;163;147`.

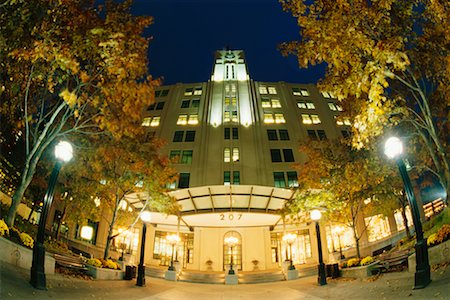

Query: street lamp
282;233;297;270
166;233;180;271
333;226;345;260
224;236;239;275
384;136;431;289
136;211;151;287
311;209;327;286
31;141;73;290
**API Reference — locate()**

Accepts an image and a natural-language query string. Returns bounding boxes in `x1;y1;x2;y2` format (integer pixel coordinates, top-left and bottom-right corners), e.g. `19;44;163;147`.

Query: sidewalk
1;261;449;300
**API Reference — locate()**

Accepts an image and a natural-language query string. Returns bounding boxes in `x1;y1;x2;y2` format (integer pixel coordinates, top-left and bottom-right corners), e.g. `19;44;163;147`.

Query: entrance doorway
223;231;242;271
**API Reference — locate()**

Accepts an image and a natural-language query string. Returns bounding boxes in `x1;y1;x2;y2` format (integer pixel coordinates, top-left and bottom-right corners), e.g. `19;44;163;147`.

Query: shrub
19;232;34;248
0;219;9;237
104;259;118;270
435;224;450;244
340;261;348;268
360;256;374;266
87;258;102;268
427;233;438;246
347;258;361;268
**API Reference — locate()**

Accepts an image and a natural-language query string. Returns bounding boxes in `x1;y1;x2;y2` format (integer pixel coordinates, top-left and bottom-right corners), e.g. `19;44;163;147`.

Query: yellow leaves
59;89;77;108
80;71;90;83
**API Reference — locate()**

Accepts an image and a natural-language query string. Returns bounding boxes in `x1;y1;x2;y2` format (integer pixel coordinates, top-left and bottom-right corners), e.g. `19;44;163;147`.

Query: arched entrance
223;231;242;271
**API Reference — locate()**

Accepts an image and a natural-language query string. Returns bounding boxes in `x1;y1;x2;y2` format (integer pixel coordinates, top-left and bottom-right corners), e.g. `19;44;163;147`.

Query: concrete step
238;270;285;284
178;270;225;284
145;266;167;279
297;264;318;277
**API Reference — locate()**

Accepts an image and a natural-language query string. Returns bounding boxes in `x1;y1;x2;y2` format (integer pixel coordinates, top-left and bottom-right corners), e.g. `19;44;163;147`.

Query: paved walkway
1;262;449;300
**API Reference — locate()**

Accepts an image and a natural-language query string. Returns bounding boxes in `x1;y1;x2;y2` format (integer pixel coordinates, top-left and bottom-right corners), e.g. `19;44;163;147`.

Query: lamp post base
413;240;431;289
318;262;327;286
30;242;47;290
136;265;146;287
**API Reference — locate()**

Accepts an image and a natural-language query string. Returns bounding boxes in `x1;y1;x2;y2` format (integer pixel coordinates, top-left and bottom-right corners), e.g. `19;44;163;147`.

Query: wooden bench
54;253;88;272
375;249;411;273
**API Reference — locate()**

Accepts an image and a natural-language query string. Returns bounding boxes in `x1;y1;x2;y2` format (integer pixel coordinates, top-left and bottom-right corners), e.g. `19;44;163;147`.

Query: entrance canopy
126;185;296;228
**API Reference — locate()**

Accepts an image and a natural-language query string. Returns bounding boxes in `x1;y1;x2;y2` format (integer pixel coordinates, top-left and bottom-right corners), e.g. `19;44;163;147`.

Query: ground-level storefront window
153;231;194;267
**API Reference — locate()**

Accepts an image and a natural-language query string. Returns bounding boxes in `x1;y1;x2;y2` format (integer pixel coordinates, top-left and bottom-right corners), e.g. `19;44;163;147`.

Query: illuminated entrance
223;231;242;271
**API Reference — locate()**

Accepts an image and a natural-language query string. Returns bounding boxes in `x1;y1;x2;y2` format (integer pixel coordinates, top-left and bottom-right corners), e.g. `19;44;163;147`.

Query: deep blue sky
131;0;325;85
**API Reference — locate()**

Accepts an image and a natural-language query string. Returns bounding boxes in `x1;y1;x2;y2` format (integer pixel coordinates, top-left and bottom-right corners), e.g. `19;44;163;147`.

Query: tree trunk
103;203;119;260
401;206;411;240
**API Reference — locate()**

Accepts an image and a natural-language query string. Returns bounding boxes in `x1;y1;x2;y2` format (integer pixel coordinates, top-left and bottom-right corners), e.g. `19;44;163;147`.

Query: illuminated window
394;207;413;231
271;99;281;108
365;214;391;242
184;88;193;96
302;114;320;124
321;91;335;98
188;114;198;125
262;99;271;108
150;116;160;127
297;101;314;109
194;87;202;95
231;97;237;106
231;111;238;122
224;111;231;122
264;113;274;124
259;86;268;94
232;148;239;162
268;87;277;94
224;148;231;162
328;102;343;111
141;117;151;127
293;88;309;96
177;115;188;125
274;114;285;123
306;102;315;109
336;117;351;126
343;118;351;125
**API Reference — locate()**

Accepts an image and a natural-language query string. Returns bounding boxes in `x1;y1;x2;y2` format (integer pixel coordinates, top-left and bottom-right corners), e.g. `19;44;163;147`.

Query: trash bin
125;265;137;280
326;263;339;278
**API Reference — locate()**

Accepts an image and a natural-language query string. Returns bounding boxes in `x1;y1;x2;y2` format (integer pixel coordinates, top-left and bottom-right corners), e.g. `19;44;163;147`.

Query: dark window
273;172;286;188
173;131;184;142
160;89;169;97
307;130;317;140
181;150;193;164
147;103;156;111
169;150;181;163
178;173;190;188
155;90;161;97
267;129;278;141
192;99;200;108
287;171;298;187
224;128;230;139
283;149;295;162
185;130;196;142
156;102;165;110
224;171;231;185
181;100;190;108
232;128;238;139
317;130;327;140
233;171;240;185
271;149;282;162
279;130;290;140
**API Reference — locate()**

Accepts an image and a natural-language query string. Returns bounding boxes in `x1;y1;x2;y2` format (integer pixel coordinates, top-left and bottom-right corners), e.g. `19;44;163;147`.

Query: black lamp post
224;236;238;275
31;141;73;290
384;137;431;289
136;211;151;287
311;209;327;286
282;233;297;270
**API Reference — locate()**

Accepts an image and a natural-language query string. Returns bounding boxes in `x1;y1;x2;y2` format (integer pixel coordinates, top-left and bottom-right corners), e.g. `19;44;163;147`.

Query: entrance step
238;269;285;284
178;270;225;284
297;264;318;277
145;265;167;279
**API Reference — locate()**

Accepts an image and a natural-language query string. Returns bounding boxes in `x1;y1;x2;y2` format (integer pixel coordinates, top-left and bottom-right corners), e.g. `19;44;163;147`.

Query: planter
340;261;379;279
87;265;124;280
408;239;450;273
0;237;55;274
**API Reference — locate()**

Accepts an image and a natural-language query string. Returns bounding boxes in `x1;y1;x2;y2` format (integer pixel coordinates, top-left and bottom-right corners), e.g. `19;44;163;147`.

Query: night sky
131;0;326;85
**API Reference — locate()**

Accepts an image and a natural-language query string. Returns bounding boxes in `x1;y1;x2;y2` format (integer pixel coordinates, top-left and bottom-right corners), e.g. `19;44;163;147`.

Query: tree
67;135;177;259
280;0;449;201
1;0;158;227
286;139;402;257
